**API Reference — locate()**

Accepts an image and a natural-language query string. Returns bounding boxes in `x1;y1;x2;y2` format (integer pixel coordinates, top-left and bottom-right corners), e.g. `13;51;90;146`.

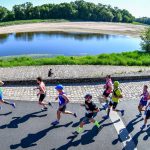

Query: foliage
136;17;150;25
0;0;134;23
140;27;150;52
1;51;150;67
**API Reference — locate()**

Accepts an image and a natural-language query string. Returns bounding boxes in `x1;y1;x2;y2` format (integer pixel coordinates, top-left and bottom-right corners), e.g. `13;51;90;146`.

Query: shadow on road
0;112;12;116
0;110;47;129
112;116;146;149
55;119;120;150
10;121;73;149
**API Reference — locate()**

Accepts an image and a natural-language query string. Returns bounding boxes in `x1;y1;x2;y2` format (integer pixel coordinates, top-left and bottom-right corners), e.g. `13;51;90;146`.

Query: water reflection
0;32;111;42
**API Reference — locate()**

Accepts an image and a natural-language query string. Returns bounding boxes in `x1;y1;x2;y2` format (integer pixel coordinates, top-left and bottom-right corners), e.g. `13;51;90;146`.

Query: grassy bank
0;51;150;67
0;19;69;27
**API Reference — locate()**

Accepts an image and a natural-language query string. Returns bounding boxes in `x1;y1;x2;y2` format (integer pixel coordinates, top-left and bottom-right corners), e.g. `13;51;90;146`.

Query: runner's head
84;93;92;103
143;85;148;91
114;81;119;88
106;75;111;81
55;84;63;92
36;77;42;84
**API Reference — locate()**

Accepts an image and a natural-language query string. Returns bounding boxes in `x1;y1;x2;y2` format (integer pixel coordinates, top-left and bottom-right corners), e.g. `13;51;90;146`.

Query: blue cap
55;84;63;90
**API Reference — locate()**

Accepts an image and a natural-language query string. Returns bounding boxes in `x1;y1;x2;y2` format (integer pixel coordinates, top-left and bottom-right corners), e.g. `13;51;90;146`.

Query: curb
3;75;150;85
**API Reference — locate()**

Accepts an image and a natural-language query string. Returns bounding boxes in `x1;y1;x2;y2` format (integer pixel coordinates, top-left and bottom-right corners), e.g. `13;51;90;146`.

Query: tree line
0;0;134;23
136;17;150;25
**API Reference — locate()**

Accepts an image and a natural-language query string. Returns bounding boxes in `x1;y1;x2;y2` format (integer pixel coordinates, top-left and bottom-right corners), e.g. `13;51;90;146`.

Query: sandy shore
0;22;146;37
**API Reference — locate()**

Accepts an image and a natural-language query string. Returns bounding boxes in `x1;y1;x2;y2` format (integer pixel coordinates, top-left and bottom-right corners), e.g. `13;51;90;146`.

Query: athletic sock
77;127;83;133
94;121;100;128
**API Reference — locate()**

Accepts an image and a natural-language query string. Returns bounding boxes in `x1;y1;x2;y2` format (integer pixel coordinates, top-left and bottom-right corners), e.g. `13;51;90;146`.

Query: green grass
0;19;69;27
1;51;150;67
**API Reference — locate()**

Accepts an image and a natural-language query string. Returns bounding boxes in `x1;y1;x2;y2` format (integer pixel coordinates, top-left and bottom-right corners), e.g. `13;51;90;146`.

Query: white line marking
102;103;137;150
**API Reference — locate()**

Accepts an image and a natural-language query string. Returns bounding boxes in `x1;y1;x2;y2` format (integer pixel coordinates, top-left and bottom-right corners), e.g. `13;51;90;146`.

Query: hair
37;77;42;82
144;85;148;89
106;75;111;78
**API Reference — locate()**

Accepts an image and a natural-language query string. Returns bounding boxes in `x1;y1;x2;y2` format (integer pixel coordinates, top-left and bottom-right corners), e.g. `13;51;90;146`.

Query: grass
1;51;150;67
0;19;69;27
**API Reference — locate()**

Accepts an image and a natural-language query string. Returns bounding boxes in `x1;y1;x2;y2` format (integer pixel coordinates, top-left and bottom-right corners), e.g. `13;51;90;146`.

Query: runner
140;101;150;130
137;85;149;117
102;75;113;109
0;80;16;109
103;81;124;119
73;93;100;135
34;77;52;110
51;84;77;125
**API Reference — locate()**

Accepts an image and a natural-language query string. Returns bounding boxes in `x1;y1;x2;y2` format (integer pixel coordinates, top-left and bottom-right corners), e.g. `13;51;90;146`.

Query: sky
0;0;149;18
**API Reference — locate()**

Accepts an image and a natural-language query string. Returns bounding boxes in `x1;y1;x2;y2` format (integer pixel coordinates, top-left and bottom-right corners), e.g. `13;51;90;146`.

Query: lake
0;32;141;57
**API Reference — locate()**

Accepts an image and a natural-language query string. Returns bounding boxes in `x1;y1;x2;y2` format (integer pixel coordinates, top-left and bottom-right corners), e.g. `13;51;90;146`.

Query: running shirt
142;90;149;101
58;92;66;106
112;88;122;103
105;79;113;94
85;101;98;113
39;82;46;94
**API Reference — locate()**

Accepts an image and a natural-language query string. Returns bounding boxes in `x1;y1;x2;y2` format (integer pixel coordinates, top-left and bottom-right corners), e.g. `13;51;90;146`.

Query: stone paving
2;80;150;103
0;65;150;81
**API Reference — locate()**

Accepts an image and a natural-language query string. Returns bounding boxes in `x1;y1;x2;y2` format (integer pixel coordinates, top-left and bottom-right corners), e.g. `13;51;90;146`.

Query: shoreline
0;22;146;37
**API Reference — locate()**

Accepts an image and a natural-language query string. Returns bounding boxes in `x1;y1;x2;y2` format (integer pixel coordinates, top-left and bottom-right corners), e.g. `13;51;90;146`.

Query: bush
140;27;150;52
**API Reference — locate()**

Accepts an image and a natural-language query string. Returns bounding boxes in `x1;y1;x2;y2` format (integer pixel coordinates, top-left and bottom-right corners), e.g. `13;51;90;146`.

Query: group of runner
0;75;150;133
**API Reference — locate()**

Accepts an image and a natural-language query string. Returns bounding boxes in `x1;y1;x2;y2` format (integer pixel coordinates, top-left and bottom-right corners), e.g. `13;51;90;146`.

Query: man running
34;77;52;110
0;80;16;109
140;101;150;130
103;81;124;119
51;84;77;126
137;85;149;117
102;75;113;109
73;93;100;134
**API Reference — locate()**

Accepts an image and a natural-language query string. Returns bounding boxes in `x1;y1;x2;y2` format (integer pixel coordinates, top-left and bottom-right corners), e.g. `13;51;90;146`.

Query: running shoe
51;120;59;126
74;113;77;118
41;107;48;111
11;103;16;108
136;113;142;117
103;115;109;120
72;131;79;135
48;102;53;107
140;124;146;130
121;110;125;116
102;103;108;110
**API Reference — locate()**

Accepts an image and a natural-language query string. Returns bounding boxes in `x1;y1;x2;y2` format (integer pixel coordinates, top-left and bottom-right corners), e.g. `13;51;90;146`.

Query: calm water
0;32;141;57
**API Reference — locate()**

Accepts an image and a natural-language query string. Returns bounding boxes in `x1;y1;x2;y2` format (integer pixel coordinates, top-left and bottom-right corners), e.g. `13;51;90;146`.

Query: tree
0;6;8;21
141;27;150;52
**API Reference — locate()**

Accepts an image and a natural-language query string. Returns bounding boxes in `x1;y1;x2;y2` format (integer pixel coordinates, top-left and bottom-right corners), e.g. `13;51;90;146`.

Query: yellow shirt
112;88;122;103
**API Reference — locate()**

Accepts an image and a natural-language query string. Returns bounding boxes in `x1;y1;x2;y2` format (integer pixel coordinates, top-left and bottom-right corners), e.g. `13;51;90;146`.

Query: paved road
0;100;149;150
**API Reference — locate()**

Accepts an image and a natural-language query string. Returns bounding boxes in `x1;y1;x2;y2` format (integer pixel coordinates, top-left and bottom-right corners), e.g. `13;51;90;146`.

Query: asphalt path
0;101;123;150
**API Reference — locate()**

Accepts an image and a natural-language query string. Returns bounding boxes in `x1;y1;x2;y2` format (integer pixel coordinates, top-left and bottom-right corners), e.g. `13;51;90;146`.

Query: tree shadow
0;110;47;129
112;116;144;149
0;112;12;116
10;122;73;149
55;119;120;150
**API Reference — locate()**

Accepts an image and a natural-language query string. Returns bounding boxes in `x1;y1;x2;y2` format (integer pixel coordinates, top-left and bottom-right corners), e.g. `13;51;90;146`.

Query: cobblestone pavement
1;65;150;81
2;80;150;103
